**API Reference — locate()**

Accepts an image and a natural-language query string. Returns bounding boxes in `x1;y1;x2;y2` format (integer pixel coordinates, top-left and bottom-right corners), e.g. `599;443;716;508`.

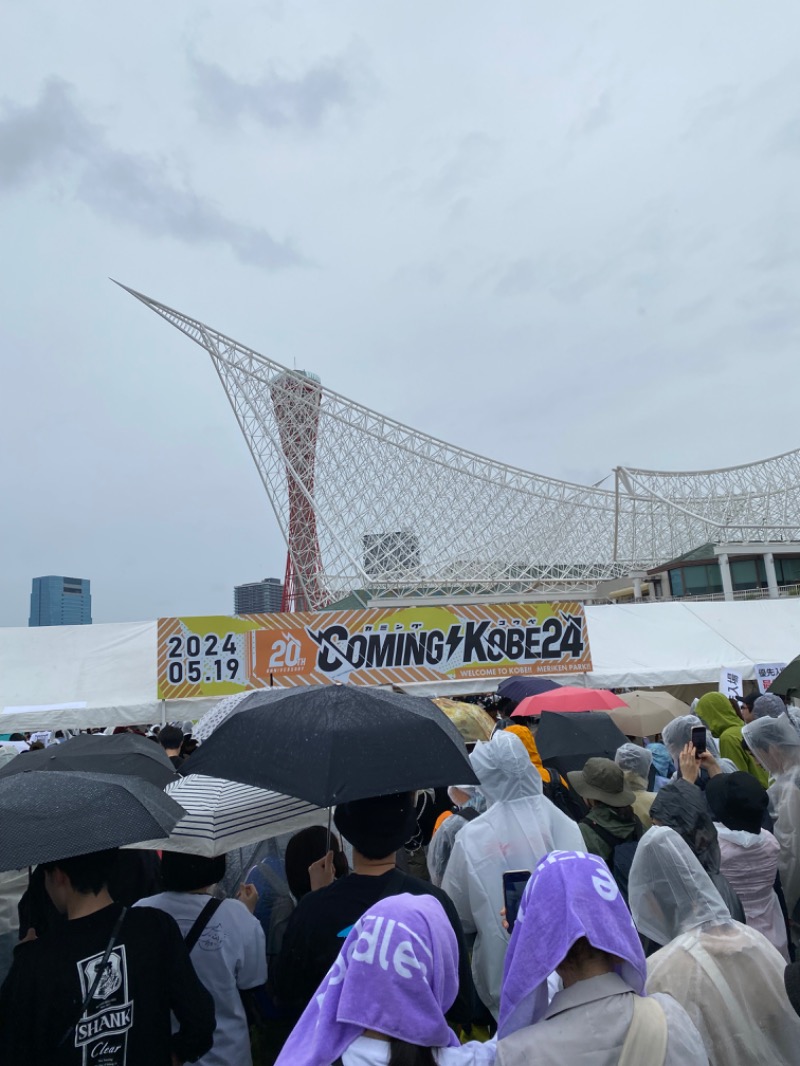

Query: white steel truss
121;283;800;609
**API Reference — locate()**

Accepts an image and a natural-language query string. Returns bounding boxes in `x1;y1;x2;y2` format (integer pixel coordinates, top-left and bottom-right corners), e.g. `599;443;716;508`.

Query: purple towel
275;893;461;1066
499;850;647;1038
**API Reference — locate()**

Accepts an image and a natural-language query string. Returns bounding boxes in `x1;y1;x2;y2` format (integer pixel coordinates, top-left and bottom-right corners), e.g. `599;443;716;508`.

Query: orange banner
157;601;592;700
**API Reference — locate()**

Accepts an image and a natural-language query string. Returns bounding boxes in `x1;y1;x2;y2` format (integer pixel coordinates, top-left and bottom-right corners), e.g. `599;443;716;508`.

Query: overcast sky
2;2;800;626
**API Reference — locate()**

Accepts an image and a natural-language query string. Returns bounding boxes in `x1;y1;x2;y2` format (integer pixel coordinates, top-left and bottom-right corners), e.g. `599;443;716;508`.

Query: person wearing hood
614;744;656;829
694;692;768;785
705;772;789;960
496;850;707;1066
502;724;567;787
274;894;495;1066
661;715;737;786
629;827;800;1064
743;715;800;942
649;777;746;924
441;730;583;1019
428;786;486;888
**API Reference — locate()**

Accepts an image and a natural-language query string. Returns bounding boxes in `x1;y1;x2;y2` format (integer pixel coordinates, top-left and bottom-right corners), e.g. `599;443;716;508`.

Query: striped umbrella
134;774;325;857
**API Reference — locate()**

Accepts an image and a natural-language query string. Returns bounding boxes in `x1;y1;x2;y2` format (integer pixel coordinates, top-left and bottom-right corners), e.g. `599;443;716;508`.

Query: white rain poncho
441;730;583;1018
428;786;486;887
742;714;800;925
661;715;737;774
629;826;800;1065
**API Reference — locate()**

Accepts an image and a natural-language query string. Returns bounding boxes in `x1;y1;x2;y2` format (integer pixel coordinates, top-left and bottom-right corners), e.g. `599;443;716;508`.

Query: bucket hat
567;757;635;807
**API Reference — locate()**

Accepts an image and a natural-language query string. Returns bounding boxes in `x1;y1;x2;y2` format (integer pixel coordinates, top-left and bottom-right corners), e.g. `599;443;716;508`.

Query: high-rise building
29;576;92;627
234;577;284;615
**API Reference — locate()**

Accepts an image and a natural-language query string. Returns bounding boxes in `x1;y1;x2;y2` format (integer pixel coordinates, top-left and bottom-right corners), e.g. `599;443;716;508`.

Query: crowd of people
2;686;800;1064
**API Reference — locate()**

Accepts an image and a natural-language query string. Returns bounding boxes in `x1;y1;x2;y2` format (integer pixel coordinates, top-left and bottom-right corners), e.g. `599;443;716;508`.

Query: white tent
0;622;216;732
1;601;799;730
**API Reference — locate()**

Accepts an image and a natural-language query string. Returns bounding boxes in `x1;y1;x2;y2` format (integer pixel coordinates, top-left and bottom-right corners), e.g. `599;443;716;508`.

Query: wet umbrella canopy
182;685;478;806
0;731;177;788
495;676;561;704
0;771;186;871
534;711;629;776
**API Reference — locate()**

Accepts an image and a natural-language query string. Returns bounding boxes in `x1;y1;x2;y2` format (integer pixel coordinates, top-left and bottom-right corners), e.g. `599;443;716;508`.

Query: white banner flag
755;663;787;694
719;669;743;699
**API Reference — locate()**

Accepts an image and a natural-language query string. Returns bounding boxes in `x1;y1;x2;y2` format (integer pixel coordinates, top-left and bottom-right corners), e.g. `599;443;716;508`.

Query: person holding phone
442;731;583;1020
496;850;708;1066
694;693;768;786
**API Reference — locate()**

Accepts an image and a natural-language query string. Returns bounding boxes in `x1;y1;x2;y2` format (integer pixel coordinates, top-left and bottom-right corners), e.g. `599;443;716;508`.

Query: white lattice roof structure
121;283;800;610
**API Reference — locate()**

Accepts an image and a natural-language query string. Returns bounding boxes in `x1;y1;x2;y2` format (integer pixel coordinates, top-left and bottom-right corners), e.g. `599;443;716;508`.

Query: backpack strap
618;996;667;1066
584;818;620;850
185;897;223;953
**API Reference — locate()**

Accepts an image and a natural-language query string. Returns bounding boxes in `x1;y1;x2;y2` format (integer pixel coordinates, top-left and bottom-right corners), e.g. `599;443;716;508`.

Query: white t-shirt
342;1034;497;1066
136;891;266;1066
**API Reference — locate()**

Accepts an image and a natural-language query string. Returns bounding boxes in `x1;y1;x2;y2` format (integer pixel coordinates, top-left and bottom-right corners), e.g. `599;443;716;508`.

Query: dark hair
742;692;760;711
180;736;199;758
42;849;120;894
9;733;25;742
334;792;417;860
562;935;614;968
158;725;184;751
161;851;225;892
388;1040;437;1066
284;826;348;899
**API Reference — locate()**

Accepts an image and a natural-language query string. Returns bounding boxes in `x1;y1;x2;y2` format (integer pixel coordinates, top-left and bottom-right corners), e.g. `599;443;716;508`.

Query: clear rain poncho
649;779;745;924
742;715;800;923
660;715;737;775
427;786;486;887
629;827;800;1065
441;730;583;1019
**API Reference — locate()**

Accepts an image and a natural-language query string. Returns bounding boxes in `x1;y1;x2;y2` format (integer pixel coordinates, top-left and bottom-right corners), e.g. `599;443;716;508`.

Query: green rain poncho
695;692;769;787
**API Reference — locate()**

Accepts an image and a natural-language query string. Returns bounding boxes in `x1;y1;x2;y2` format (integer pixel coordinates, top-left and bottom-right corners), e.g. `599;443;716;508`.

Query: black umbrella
496;676;561;703
0;771;186;872
181;685;478;806
0;732;177;788
770;656;800;698
534;711;628;777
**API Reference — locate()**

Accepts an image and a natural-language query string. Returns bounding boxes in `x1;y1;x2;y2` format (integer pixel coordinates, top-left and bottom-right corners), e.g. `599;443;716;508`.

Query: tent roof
1;601;799;728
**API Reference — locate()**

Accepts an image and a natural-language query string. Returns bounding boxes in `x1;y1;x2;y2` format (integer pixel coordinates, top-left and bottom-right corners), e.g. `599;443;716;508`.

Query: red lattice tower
270;371;324;612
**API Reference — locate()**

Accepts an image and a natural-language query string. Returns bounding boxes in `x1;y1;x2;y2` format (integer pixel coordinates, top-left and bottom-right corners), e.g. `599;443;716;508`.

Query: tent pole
161;699;167;728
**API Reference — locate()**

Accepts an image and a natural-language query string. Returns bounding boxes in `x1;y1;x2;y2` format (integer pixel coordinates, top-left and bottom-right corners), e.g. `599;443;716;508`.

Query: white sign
719;669;743;699
755;663;787;695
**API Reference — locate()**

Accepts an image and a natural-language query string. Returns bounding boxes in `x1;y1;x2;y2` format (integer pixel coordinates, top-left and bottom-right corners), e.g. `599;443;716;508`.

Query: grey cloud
190;55;355;130
0;80;304;270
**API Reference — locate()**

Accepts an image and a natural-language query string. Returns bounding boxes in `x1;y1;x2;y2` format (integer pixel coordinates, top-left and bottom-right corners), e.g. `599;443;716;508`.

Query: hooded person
614;744;656;829
694;692;769;786
272;791;475;1029
661;715;737;785
629;827;800;1064
441;730;583;1019
275;895;494;1066
649;779;746;924
428;786;486;888
753;692;788;719
502;725;567;787
645;742;674;790
743;715;800;937
496;851;707;1066
704;772;789;960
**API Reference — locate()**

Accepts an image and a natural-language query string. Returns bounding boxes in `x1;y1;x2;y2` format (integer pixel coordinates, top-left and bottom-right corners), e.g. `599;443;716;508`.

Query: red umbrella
511;686;626;717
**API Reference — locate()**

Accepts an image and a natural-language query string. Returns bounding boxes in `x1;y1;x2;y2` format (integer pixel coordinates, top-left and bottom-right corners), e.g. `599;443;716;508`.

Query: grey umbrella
0;732;177;788
0;770;186;872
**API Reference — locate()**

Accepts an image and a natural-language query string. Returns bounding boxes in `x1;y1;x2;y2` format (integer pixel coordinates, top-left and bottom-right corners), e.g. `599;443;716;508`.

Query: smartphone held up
503;870;531;934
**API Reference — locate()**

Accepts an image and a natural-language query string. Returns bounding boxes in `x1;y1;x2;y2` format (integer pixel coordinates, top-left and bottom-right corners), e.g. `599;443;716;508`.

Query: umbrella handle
326;806;332;854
